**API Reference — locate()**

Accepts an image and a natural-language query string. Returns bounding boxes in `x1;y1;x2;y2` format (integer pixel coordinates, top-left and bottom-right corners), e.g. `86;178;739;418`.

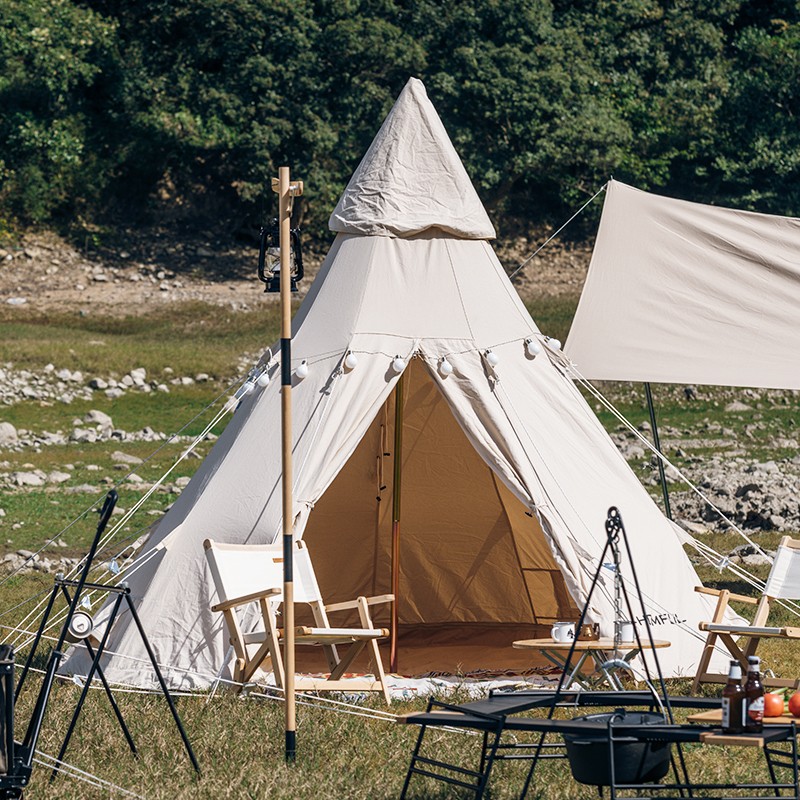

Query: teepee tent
65;79;728;689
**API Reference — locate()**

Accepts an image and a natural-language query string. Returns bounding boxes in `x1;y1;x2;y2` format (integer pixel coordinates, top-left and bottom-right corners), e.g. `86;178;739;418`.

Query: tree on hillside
0;0;117;222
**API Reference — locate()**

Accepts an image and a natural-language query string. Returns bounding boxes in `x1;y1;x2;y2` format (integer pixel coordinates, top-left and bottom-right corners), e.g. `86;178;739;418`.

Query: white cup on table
551;621;575;642
619;620;635;642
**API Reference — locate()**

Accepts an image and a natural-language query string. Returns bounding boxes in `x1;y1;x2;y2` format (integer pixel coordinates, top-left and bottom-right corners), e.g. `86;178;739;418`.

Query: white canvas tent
565;180;800;388
64;79;728;689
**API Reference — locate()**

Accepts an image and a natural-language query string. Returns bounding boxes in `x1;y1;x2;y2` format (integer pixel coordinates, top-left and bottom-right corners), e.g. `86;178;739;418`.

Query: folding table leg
399;717;429;800
517;731;548;800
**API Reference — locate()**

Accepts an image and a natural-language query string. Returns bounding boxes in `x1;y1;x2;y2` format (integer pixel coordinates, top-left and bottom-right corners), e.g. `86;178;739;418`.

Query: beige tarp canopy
565;180;800;388
64;79;729;689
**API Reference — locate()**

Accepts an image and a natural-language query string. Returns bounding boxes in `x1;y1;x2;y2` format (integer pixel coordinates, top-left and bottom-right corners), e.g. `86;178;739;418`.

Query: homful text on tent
63;79;730;689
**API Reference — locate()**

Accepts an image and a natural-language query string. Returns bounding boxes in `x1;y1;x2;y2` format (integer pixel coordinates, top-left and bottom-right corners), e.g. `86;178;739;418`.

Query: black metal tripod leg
56;583;138;758
15;584;60;703
49;592;125;781
124;592;199;773
82;639;137;757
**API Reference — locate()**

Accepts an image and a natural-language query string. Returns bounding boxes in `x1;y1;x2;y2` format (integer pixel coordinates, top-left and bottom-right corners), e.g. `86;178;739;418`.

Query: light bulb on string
241;380;255;395
295;360;309;380
392;356;406;374
256;370;271;388
344;351;359;370
546;338;562;351
485;349;500;367
525;338;542;357
439;357;453;377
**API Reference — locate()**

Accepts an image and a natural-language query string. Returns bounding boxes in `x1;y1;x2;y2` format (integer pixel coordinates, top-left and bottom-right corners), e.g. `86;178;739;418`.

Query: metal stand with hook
7;490;199;796
518;506;690;799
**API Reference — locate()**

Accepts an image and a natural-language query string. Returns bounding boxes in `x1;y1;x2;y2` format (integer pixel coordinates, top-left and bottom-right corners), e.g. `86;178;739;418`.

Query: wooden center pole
389;373;405;673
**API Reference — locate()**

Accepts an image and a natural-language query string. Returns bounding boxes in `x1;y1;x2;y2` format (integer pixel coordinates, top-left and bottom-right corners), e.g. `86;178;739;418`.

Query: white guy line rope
33;750;145;798
508;183;607;281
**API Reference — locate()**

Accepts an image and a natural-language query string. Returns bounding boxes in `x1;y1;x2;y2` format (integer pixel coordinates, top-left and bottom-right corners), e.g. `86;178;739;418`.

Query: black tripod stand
4;490;198;796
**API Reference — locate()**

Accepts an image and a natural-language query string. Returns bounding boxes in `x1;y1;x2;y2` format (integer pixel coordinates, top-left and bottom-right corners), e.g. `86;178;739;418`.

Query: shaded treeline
1;0;799;240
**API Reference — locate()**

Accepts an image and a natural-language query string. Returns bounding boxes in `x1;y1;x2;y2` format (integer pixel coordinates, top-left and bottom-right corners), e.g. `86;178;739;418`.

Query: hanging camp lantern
257;217;304;293
65;610;94;643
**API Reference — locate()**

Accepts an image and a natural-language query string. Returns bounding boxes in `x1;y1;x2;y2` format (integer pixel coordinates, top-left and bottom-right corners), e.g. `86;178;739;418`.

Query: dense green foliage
1;0;800;235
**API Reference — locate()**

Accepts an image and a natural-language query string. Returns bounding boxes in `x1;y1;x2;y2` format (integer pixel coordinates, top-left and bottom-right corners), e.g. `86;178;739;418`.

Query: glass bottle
744;655;764;733
721;660;745;734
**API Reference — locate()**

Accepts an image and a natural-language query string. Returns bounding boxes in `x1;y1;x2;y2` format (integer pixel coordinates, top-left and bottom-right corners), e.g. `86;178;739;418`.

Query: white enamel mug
619;620;635;642
551;621;575;642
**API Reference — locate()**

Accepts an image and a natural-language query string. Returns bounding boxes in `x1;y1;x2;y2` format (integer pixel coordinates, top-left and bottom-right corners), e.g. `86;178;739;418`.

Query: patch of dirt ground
0;227;593;316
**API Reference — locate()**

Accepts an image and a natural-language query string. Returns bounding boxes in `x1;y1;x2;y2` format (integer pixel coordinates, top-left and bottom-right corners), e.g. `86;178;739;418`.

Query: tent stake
644;382;672;520
390;373;405;673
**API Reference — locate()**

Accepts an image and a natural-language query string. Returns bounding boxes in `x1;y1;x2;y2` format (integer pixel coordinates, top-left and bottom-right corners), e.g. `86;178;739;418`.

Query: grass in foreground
9;672;800;799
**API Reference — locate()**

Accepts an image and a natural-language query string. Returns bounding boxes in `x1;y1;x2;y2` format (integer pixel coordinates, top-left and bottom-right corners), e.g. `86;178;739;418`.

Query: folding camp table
398;689;800;799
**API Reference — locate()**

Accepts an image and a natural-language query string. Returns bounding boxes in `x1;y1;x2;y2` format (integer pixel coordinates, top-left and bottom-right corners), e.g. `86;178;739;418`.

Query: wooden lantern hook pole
272;167;303;763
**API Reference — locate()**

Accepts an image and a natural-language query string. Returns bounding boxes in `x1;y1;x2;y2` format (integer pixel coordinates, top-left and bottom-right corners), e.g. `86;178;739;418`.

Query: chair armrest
211;586;281;613
326;594;395;613
694;586;758;605
700;622;800;638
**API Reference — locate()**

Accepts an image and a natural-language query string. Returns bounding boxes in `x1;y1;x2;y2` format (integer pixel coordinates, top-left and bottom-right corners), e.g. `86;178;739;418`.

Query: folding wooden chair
692;536;800;692
204;538;393;703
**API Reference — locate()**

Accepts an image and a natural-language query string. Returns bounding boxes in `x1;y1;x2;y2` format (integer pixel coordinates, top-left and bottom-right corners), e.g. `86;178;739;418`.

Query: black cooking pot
563;710;671;786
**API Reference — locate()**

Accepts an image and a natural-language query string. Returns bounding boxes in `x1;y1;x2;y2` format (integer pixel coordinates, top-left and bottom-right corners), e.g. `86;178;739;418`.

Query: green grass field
1;297;799;798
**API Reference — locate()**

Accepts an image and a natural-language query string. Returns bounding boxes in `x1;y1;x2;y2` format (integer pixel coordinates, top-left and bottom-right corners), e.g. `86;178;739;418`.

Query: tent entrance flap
303;359;578;673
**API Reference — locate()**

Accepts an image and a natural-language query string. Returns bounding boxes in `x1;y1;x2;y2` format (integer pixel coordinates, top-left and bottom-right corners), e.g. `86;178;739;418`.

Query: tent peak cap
328;77;496;241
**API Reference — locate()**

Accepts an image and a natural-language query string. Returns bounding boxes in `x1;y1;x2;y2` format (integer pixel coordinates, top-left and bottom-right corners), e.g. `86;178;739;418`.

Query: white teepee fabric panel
565;180;800;389
329;78;495;239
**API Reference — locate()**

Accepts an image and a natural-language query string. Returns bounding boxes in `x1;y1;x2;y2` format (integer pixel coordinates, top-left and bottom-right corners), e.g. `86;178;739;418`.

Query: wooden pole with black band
272;166;303;762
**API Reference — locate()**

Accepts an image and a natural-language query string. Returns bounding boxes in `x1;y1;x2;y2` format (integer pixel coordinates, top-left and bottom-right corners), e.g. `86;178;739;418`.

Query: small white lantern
295;360;309;380
546;338;562;351
439;357;453;377
485;349;500;367
525;338;542;357
344;351;359;370
392;356;406;374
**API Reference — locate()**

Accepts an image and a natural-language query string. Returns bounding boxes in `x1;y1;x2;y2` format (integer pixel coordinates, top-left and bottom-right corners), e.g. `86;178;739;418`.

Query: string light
392;356;406;373
439;357;453;377
256;369;271;387
295;360;309;380
546;337;562;351
485;349;499;367
344;351;359;370
525;338;542;357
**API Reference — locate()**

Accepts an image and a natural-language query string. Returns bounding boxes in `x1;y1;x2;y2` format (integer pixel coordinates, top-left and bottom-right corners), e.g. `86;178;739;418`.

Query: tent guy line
563;358;800;628
0;367;247;592
12;643;403;724
566;359;781;570
507;182;607;281
2;383;241;646
33;750;144;798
